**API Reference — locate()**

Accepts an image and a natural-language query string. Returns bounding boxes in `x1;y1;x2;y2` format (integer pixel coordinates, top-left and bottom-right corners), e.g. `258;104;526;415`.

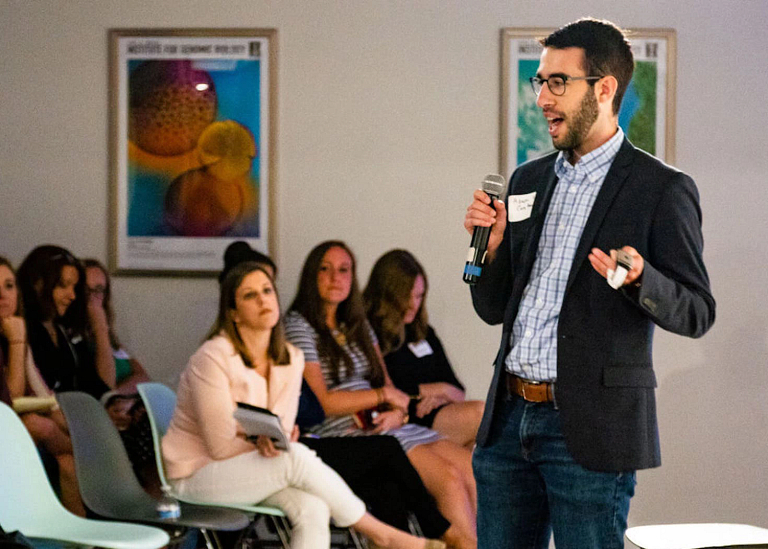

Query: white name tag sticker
408;340;434;358
113;348;130;360
508;192;536;222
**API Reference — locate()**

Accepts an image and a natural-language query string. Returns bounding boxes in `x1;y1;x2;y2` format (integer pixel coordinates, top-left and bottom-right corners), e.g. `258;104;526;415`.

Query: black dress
26;322;109;399
297;380;450;538
384;326;464;428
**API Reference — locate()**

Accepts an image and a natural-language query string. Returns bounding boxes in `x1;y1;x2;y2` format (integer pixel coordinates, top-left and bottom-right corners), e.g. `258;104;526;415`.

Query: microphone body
463;174;506;285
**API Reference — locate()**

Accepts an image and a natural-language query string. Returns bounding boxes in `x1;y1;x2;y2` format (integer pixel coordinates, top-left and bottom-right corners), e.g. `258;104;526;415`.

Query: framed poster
109;28;277;275
500;28;676;178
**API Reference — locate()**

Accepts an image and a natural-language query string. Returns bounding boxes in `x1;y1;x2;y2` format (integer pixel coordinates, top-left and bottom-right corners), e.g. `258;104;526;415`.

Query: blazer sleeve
623;171;716;338
186;347;254;460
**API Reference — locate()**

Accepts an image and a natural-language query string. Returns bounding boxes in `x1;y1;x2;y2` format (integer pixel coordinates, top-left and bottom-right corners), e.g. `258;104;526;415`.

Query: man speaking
464;18;715;549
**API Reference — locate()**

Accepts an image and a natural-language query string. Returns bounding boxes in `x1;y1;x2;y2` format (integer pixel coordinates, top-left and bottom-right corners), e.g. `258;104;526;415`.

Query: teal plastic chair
137;382;292;549
0;401;170;549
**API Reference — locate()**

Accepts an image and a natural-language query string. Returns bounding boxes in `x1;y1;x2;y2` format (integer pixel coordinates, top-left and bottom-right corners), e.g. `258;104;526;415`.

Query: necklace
331;325;347;347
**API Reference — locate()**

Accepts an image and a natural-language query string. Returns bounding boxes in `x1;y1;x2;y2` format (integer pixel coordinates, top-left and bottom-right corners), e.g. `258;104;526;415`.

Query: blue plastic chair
137;382;292;549
57;391;250;549
0;401;170;549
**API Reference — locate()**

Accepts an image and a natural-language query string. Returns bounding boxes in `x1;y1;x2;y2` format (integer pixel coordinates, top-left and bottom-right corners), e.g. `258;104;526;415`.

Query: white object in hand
606;267;628;289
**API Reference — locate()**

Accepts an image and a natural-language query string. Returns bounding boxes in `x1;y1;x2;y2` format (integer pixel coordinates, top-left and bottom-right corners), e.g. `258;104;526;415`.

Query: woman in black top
1;254;86;515
16;246;114;398
364;250;484;448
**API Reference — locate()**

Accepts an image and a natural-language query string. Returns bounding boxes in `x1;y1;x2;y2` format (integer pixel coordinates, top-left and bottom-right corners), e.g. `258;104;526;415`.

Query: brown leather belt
506;373;555;403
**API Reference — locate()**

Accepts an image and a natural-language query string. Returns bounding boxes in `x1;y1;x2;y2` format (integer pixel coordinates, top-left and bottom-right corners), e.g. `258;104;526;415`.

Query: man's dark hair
541;18;634;115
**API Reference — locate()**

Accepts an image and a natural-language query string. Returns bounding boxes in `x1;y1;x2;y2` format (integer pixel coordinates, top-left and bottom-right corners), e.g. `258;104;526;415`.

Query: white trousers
170;442;367;549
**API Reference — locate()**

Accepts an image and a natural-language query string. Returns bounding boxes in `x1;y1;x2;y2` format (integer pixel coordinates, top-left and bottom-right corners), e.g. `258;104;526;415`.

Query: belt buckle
517;377;530;402
519;377;539;401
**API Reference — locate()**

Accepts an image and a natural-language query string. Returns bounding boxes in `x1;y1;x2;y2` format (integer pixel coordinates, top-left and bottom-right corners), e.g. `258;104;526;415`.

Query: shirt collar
554;127;624;184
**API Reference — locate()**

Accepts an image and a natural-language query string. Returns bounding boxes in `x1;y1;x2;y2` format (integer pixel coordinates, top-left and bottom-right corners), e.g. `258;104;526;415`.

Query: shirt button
536;298;543;305
525;330;532;337
569;185;578;192
558;224;565;231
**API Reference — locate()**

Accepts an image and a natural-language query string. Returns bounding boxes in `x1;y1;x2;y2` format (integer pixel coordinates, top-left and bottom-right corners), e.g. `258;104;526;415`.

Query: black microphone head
481;174;506;199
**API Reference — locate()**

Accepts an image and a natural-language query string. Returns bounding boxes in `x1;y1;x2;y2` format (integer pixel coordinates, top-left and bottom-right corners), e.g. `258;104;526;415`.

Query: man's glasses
529;75;601;96
86;285;107;296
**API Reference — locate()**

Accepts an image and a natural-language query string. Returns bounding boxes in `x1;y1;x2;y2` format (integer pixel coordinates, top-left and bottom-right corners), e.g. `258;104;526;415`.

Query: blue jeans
472;394;636;549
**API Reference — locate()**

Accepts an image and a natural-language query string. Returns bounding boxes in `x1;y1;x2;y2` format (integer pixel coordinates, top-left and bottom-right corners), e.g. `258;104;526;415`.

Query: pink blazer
162;335;305;479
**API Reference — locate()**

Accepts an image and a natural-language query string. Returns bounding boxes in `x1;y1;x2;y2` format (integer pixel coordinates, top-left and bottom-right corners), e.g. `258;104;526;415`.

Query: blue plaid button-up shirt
505;128;624;382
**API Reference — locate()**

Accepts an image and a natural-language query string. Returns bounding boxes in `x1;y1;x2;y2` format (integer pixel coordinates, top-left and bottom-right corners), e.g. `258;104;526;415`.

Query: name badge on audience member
113;348;130;360
408;340;433;358
508;192;536;222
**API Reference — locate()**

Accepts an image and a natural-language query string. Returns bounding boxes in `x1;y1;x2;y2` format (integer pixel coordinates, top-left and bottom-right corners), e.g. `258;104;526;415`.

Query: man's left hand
588;246;644;286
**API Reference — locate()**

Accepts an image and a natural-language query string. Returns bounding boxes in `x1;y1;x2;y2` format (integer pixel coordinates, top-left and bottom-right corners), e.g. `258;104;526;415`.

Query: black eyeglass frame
529;74;602;96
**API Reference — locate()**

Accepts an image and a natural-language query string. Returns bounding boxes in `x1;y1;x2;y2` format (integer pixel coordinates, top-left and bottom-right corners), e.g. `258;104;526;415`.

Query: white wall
2;0;767;534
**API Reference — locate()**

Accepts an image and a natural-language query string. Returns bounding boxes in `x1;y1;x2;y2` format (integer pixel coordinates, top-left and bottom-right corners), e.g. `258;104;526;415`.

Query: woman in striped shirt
285;241;477;549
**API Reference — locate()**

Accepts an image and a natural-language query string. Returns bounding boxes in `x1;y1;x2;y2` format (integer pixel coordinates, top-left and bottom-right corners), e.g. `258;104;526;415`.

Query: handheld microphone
463;174;506;285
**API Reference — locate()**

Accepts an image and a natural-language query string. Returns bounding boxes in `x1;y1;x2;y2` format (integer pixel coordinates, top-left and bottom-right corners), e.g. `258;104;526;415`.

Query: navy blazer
471;138;716;472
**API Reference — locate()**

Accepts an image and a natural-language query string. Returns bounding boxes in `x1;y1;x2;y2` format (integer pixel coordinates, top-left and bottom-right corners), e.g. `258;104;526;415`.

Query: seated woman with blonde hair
364;250;484;448
162;261;444;549
285;241;477;549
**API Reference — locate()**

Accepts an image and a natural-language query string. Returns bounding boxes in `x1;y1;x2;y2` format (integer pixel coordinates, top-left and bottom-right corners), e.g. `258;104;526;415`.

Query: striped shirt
284;311;441;451
505;128;624;382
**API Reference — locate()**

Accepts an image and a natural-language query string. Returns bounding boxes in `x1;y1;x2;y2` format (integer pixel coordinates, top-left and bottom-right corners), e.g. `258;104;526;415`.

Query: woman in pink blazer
162;261;443;549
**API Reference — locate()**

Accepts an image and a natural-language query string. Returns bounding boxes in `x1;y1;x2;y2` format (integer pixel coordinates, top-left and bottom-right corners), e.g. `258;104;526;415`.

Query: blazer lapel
267;365;289;411
565;138;635;294
518;163;560;266
503;164;560;328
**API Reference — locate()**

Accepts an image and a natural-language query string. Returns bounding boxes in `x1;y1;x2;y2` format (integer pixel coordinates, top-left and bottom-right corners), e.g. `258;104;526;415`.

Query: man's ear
596;75;618;110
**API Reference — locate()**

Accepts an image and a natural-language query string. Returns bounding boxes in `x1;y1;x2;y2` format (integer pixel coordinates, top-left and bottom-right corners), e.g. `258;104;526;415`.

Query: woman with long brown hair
0;254;85;516
285;241;477;549
364;250;484;448
16;245;114;398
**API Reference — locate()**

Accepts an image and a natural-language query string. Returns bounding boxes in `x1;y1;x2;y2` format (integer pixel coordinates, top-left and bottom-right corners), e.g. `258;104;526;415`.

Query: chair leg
209;530;223;549
347;527;367;549
200;528;222;549
407;513;423;537
269;515;291;549
200;528;213;549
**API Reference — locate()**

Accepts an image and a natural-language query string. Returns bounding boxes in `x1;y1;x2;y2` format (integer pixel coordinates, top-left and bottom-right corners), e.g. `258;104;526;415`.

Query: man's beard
553;89;599;152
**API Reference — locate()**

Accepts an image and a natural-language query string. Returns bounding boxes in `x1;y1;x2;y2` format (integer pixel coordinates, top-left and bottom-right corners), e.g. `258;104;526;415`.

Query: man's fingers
473;188;492;203
590;246;645;287
589;248;614;279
